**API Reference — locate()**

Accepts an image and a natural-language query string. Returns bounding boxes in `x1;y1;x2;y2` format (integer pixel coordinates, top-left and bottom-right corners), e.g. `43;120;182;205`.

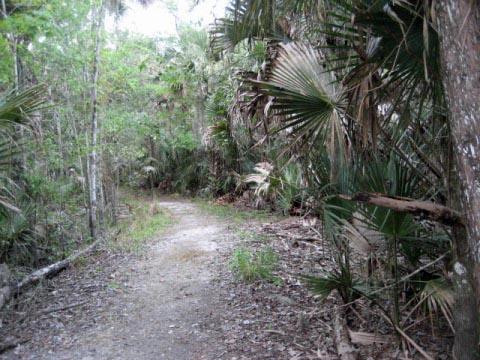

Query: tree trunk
88;1;105;240
435;0;480;358
193;79;207;144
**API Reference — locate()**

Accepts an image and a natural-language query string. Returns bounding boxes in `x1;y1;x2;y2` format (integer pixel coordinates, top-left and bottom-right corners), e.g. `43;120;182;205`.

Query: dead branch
281;234;321;242
34;300;88;316
0;338;29;355
377;312;435;360
0;237;103;310
338;192;464;227
334;307;358;360
395;325;434;360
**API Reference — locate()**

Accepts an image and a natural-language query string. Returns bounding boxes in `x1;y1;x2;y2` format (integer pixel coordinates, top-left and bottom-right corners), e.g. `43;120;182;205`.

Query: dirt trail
4;200;235;360
1;198;454;359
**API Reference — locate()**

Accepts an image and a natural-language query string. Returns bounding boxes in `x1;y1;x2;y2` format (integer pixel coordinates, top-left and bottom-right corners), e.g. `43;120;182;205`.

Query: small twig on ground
0;338;30;355
34;300;88;316
378;312;434;360
258;329;286;336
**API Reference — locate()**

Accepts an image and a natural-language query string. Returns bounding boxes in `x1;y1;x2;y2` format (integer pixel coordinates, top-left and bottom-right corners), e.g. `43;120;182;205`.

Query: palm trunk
435;0;480;358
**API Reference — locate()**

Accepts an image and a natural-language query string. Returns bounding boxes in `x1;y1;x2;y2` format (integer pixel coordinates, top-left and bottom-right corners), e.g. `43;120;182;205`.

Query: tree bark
88;1;105;240
338;192;465;227
435;0;480;358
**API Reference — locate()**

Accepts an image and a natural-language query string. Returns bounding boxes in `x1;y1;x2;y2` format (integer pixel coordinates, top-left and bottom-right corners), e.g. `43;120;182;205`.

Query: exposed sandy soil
1;200;237;360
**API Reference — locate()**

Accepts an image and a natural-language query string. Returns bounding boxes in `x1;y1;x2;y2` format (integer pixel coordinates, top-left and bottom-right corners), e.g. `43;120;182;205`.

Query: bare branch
338;192;465;227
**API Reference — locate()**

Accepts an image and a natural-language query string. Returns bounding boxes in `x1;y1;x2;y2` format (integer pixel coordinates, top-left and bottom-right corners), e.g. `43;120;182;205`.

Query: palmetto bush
0;197;41;266
213;0;454;336
0;85;50;266
245;161;309;212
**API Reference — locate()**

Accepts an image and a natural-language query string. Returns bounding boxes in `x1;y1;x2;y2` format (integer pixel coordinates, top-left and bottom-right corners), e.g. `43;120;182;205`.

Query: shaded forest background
0;0;479;358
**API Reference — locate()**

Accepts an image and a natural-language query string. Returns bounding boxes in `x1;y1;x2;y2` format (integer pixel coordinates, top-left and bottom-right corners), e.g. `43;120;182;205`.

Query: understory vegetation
112;190;173;253
230;247;280;284
0;0;478;357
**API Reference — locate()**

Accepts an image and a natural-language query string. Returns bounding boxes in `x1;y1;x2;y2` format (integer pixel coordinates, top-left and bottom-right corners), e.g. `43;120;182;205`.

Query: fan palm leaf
0;84;47;126
249;42;347;154
210;0;290;54
0;84;47;215
292;0;445;156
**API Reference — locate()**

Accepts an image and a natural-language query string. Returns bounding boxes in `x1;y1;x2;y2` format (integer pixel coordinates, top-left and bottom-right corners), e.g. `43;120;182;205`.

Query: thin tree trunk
435;0;480;358
54;109;64;172
194;79;207;144
88;1;104;240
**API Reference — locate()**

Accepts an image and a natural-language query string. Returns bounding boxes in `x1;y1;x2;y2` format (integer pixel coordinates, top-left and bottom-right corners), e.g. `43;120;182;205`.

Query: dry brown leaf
348;329;392;345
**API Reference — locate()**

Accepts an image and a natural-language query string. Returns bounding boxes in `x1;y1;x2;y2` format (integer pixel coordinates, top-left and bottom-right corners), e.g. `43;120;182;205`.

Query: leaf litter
0;199;452;359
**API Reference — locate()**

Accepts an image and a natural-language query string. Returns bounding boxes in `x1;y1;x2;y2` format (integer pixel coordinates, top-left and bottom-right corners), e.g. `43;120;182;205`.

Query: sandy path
7;200;234;360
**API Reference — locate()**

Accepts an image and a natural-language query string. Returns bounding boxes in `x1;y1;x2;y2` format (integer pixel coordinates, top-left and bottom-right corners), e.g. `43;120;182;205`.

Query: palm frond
419;277;454;331
302;267;370;303
249;42;347;151
210;0;289;54
0;84;48;126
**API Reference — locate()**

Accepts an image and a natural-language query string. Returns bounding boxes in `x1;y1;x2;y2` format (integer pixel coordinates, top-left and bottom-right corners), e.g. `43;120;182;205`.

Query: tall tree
88;0;105;240
436;0;480;358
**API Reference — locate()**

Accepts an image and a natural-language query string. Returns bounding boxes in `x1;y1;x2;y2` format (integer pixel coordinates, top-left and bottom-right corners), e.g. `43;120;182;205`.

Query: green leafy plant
302;265;369;304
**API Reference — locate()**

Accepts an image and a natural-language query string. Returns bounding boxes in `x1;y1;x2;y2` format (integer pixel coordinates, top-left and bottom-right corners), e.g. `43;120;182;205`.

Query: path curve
11;199;234;360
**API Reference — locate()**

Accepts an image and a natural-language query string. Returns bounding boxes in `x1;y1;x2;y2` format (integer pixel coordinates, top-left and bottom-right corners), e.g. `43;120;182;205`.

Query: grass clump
193;199;285;224
114;200;173;253
230;247;281;284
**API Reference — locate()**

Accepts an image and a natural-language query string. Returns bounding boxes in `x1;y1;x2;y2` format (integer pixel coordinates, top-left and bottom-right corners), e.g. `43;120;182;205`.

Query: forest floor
0;197;452;359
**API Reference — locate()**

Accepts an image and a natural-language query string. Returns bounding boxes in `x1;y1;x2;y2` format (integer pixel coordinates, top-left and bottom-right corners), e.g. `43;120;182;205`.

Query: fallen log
338;192;465;227
0;237;103;310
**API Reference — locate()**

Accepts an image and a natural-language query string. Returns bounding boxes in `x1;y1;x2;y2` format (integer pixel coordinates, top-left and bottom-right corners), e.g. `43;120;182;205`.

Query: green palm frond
280;0;330;17
0;85;47;216
210;0;289;54
249;42;347;149
326;0;443;123
0;139;22;168
0;84;47;126
302;266;370;303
